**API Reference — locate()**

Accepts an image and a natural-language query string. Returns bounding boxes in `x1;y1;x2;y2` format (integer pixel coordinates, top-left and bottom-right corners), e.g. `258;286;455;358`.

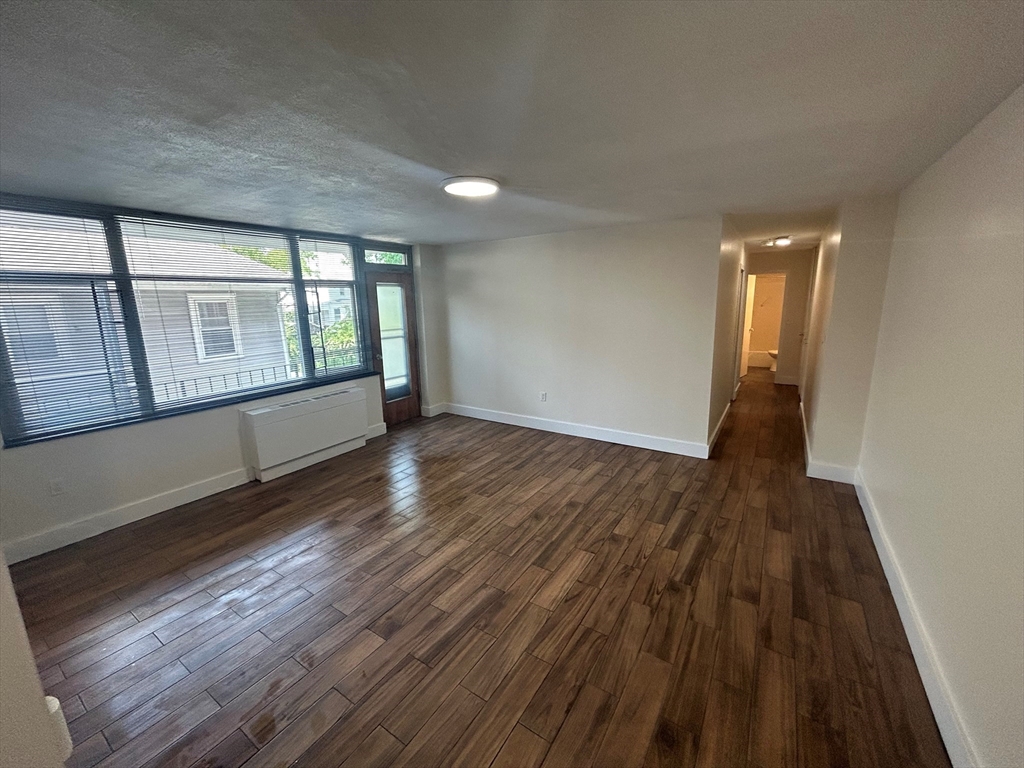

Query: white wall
0;376;384;562
413;244;452;415
801;197;898;480
801;219;838;446
858;86;1024;768
0;557;67;768
746;248;815;386
439;217;724;457
708;218;745;443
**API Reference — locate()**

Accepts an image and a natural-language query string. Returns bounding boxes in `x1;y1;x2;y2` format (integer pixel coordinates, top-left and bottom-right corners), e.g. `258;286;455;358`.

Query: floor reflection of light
388;465;421;508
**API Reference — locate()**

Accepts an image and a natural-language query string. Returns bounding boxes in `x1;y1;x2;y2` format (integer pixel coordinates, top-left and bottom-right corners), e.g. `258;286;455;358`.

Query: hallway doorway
741;272;787;378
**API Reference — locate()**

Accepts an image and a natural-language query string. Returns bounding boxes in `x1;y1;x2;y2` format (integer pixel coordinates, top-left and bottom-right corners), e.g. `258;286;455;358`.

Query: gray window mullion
352;242;374;373
102;218;155;414
288;234;317;378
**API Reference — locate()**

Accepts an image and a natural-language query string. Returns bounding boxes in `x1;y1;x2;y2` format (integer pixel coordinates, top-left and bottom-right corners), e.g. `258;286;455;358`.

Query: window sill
1;368;381;448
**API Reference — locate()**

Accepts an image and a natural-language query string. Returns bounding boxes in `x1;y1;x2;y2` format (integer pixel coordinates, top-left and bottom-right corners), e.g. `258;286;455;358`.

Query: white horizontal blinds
119;218;294;278
0;209;112;274
298;238;363;376
134;280;301;405
299;238;355;281
117;218;305;406
0;282;143;436
0;211;144;440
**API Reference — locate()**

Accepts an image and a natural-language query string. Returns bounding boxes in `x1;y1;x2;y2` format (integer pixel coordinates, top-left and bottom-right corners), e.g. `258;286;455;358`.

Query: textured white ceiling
1;1;1021;244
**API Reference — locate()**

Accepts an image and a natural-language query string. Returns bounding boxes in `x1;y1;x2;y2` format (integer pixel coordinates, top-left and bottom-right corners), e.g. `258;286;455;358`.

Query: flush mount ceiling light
762;236;793;247
442;176;500;197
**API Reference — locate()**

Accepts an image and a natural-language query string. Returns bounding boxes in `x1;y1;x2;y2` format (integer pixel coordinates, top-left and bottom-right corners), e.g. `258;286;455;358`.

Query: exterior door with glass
366;271;420;425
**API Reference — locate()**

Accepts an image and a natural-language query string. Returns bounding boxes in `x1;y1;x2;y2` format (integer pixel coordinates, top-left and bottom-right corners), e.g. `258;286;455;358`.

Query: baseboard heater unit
241;387;367;482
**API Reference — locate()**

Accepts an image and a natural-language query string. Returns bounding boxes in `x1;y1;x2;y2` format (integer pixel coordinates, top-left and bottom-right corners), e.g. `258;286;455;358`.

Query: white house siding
135;284;293;404
0;279;140;434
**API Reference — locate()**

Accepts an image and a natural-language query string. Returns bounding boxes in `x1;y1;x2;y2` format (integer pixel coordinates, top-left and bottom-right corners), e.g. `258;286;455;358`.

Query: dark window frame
0;192;412;447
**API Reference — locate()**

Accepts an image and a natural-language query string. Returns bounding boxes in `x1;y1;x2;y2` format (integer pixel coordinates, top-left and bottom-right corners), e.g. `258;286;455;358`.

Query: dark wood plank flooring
10;369;950;768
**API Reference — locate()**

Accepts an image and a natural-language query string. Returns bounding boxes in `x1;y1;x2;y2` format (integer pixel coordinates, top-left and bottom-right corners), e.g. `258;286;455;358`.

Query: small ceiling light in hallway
762;236;793;247
442;177;500;197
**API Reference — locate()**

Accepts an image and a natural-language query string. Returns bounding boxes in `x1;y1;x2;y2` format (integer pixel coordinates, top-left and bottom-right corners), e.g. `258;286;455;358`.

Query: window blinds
0;201;403;446
117;218;302;406
0;210;145;439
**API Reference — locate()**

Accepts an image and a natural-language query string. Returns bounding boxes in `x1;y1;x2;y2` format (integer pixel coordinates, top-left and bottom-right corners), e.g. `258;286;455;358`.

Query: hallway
10;371;949;768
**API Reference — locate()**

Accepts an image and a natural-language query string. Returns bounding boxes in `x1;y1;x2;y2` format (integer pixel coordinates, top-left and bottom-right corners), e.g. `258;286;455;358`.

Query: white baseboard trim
799;400;811;467
708;402;731;453
446;403;710;459
367;422;387;439
733;380;741;400
798;400;856;483
421;403;449;418
854;469;977;767
2;469;251;564
805;460;857;484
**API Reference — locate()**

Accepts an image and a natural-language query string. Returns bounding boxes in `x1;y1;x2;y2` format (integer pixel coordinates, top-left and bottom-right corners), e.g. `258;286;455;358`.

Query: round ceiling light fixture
762;236;793;247
442;176;500;197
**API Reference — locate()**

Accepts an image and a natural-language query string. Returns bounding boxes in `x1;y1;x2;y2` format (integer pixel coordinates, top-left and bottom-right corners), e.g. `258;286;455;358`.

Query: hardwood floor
10;369;950;768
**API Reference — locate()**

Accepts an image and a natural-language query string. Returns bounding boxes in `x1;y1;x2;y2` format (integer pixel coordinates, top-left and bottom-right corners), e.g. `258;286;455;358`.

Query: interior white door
732;267;748;396
740;274;756;376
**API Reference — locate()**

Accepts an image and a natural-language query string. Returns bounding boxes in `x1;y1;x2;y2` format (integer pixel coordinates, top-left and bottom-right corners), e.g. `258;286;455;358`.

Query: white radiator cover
240;387;368;482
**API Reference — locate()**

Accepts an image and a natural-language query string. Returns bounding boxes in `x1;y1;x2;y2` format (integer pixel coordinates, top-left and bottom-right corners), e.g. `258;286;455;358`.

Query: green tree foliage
315;317;359;369
226;246;323;276
365;250;406;265
226;245;292;273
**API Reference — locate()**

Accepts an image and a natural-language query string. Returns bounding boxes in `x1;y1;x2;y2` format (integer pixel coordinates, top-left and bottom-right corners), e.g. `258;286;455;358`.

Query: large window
0;199;410;445
298;238;363;378
118;217;304;407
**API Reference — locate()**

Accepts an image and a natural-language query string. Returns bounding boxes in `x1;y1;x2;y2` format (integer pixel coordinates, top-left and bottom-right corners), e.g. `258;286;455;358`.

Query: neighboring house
123;235;298;404
0;222;298;432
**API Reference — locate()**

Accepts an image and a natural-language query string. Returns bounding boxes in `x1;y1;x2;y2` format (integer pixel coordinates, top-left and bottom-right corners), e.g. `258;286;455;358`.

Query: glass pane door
375;283;411;400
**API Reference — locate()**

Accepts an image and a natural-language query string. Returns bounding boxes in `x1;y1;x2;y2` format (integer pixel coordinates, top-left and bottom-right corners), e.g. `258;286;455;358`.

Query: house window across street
188;295;242;360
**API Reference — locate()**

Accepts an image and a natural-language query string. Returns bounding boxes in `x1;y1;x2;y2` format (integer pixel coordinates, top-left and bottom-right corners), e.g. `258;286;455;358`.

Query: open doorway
741;273;786;377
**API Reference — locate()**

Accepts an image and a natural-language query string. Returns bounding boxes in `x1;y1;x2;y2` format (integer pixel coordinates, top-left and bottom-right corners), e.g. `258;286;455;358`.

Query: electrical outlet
539;391;547;402
48;478;67;496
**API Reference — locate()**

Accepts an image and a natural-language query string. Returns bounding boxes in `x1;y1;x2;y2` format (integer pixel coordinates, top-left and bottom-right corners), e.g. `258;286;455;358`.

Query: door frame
364;269;422;426
741;274;756;377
